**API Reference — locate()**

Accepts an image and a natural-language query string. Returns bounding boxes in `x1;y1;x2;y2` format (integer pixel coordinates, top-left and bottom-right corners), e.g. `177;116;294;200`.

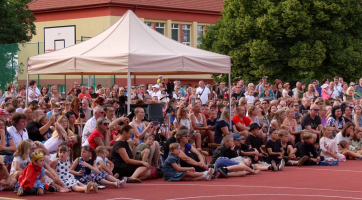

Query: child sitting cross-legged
297;131;321;165
265;128;285;171
135;135;154;164
162;143;213;181
351;130;362;152
16;151;56;196
95;146;127;188
233;134;260;164
9;140;32;187
246;123;268;163
320;126;346;162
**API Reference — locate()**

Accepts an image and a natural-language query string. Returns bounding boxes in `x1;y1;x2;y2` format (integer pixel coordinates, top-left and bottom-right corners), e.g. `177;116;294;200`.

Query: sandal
126;177;142;183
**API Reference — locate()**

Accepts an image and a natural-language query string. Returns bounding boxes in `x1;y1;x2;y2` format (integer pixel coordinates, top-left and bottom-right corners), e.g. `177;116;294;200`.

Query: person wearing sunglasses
300;104;322;144
86;117;112;151
6;84;17;98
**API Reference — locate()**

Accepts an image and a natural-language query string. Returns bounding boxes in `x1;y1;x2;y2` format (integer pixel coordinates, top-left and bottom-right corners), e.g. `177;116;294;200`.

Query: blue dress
74;157;108;184
162;154;187;181
55;158;80;189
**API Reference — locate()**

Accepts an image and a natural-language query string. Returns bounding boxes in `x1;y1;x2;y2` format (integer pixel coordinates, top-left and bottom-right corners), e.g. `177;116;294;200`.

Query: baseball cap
294;112;301;119
152;85;160;89
321;84;329;89
232;134;244;141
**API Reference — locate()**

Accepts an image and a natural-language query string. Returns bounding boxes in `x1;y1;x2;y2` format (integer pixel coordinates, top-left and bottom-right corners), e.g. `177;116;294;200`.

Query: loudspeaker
147;103;163;122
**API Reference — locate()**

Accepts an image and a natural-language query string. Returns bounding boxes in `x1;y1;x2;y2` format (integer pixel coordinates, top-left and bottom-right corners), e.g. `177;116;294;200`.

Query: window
182;25;191;46
156;23;165;35
145;22;153;29
197;25;204;45
172;24;179;41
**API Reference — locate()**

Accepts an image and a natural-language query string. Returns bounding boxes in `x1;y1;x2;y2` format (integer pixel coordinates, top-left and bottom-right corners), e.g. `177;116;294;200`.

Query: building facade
18;0;224;95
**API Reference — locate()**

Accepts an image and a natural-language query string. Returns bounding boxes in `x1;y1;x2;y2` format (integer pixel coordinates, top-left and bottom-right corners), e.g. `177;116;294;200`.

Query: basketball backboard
44;25;76;53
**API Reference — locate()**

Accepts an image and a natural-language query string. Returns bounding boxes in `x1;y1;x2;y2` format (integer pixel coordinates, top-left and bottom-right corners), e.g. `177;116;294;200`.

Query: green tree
0;0;36;91
200;0;362;84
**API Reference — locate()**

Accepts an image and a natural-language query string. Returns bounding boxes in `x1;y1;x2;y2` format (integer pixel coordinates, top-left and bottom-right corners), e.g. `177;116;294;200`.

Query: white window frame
145;22;153;29
182;24;191;46
156;23;165;35
171;24;179;41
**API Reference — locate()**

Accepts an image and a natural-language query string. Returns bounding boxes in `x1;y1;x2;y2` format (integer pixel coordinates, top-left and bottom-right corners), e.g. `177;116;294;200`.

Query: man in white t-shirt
196;81;211;104
152;85;161;100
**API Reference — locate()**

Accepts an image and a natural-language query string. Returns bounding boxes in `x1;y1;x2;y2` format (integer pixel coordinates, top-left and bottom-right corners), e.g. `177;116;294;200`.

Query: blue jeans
214;157;239;173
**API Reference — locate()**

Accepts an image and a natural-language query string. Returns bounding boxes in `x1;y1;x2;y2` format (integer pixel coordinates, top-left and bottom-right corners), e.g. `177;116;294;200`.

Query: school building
17;0;225;95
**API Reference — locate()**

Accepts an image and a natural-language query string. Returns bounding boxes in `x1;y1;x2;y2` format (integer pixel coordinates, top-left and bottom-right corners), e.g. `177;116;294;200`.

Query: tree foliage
0;0;36;90
200;0;362;84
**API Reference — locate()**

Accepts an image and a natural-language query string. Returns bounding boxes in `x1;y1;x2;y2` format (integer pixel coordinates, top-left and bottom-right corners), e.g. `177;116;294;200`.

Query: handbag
0;150;14;155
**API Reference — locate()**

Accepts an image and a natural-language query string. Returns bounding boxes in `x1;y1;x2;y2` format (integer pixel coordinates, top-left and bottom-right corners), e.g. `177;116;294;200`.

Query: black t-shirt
76;88;81;96
90;93;98;99
246;134;263;153
207;118;216;131
299;105;310;114
26;121;43;142
232;92;243;100
119;96;127;105
282;141;294;157
163;137;177;160
111;140;133;168
266;139;282;159
344;116;352;124
301;114;322;130
214;119;233;144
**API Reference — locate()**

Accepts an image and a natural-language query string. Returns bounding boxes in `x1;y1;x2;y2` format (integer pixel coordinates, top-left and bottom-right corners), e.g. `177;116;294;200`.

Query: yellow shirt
52;130;74;139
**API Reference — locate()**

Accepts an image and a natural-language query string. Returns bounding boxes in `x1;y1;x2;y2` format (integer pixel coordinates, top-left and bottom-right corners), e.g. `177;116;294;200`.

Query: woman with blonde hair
283;108;304;144
314;97;324;107
174;105;201;148
49;85;63;102
270;109;287;130
343;86;355;103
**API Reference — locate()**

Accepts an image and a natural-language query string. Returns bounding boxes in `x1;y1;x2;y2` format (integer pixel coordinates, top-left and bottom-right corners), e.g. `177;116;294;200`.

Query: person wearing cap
7;113;29;148
321;83;330;100
152;84;161;101
246;123;268;162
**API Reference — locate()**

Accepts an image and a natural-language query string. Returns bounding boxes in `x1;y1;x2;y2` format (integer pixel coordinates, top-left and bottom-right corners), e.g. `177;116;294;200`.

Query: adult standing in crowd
7;113;28;147
78;86;91;100
219;82;228;97
88;86;98;99
7;84;17;98
73;81;81;96
196;81;211;105
27;80;40;102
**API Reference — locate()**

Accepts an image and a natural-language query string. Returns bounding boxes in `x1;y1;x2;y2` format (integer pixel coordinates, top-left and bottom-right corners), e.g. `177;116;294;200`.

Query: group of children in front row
0;141;126;196
163;123;362;181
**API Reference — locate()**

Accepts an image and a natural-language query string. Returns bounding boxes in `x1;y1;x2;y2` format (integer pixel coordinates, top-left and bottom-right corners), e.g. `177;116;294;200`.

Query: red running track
1;160;362;200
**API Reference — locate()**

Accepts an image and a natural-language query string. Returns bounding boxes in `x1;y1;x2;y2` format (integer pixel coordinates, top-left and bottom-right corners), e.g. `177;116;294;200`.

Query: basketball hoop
45;49;55;53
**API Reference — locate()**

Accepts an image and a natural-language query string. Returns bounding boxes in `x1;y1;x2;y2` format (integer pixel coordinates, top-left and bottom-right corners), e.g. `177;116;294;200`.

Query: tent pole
127;72;131;114
228;73;232;130
26;73;29;107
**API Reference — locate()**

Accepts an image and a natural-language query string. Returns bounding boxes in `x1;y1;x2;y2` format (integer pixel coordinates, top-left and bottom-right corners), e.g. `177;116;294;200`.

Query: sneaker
297;156;308;166
218;167;229;178
271;160;278;171
17;187;24;196
278;159;285;171
286;161;293;166
207;168;214;180
121;177;127;188
97;183;106;189
48;185;57;192
356;157;362;160
114;173;119;179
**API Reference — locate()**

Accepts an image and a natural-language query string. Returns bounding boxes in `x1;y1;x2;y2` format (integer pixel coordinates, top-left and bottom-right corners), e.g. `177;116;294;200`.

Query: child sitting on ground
135;135;154;164
338;141;362;160
188;139;208;162
9;141;32;187
95;146;126;187
297;131;321;165
265;128;285;171
0;155;11;191
162;143;213;181
351;130;362;151
71;146;120;188
246;123;268;163
278;130;299;166
49;145;96;193
320;126;346;161
232;134;260;163
16;151;56;196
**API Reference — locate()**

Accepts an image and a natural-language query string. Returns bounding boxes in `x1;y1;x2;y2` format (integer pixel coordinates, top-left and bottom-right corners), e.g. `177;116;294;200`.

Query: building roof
28;0;225;13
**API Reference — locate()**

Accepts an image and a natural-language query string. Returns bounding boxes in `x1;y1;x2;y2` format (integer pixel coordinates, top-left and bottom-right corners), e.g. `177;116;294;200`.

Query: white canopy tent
27;10;232;123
